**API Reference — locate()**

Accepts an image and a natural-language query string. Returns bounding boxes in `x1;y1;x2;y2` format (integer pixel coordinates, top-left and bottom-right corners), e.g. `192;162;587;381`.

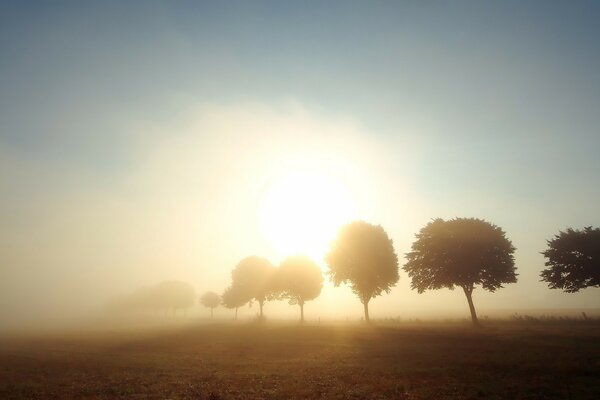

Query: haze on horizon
1;1;599;330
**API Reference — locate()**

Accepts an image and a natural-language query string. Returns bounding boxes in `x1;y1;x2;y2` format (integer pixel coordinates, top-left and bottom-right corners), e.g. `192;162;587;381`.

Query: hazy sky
1;1;599;327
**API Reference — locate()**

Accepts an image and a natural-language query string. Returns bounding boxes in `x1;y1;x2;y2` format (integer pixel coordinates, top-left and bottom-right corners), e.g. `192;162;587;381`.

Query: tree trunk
211;307;214;320
300;302;304;323
235;307;238;320
363;299;370;322
259;300;264;318
462;286;479;325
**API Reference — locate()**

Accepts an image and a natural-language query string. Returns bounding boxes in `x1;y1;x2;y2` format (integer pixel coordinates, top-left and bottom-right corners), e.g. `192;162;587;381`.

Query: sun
258;167;358;264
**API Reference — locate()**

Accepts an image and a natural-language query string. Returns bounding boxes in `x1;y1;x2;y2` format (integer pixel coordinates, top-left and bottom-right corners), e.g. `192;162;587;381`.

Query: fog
1;102;598;332
1;2;600;332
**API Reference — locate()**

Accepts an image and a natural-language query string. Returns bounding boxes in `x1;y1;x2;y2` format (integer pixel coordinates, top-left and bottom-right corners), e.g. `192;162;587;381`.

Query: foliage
326;221;399;320
404;218;516;292
221;285;251;309
541;226;600;292
200;291;221;309
275;255;323;313
404;218;516;324
230;256;277;316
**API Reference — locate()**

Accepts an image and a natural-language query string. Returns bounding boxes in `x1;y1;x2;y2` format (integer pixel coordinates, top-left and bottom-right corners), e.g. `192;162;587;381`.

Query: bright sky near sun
258;155;364;263
1;1;600;327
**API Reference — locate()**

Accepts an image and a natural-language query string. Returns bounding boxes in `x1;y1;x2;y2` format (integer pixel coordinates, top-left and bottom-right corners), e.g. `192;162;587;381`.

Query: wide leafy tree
275;255;323;322
200;291;221;319
326;221;399;322
231;256;277;318
221;285;251;320
541;227;600;292
404;218;516;325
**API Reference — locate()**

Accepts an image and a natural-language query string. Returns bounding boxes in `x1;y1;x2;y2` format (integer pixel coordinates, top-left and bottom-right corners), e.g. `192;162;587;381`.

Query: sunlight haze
1;1;599;330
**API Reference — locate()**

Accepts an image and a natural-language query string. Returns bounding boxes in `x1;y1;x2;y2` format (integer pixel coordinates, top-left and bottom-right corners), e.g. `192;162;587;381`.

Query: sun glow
258;167;359;265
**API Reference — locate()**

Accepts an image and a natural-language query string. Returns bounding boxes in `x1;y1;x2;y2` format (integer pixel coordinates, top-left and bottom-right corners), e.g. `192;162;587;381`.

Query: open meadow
1;320;599;399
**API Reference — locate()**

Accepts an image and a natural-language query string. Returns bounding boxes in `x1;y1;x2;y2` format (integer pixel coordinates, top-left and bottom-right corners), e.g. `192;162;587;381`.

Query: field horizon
2;2;600;399
3;306;600;338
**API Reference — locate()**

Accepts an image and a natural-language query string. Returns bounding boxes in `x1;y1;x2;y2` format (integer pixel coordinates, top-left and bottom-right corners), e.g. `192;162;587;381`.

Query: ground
1;320;599;399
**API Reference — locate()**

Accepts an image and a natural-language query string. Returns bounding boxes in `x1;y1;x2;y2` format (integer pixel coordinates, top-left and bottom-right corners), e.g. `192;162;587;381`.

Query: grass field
1;320;599;399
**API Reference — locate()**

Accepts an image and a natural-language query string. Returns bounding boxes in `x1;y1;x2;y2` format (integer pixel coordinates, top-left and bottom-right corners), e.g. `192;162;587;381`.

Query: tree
221;285;250;320
152;281;196;314
200;291;221;319
404;218;516;325
325;221;399;322
275;255;323;322
231;256;277;318
541;227;600;292
107;280;195;315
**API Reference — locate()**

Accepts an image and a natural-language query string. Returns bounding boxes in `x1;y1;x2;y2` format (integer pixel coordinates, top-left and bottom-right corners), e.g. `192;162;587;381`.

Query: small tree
541;227;600;292
276;255;323;322
404;218;516;325
200;291;221;319
231;256;276;318
326;221;399;322
221;285;250;320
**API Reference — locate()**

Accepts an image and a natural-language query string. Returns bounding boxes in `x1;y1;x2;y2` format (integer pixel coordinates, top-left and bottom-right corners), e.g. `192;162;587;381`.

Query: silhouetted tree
200;291;221;319
541;227;600;292
231;256;276;318
404;218;516;325
275;255;323;322
221;285;250;320
326;221;399;322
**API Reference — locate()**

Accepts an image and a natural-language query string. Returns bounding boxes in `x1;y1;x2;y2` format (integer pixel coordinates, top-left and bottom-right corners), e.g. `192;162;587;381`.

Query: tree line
207;254;323;322
200;219;599;325
109;219;598;325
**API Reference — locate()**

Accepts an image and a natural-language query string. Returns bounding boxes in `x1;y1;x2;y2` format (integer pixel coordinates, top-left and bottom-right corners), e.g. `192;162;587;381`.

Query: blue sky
1;1;599;325
2;1;599;156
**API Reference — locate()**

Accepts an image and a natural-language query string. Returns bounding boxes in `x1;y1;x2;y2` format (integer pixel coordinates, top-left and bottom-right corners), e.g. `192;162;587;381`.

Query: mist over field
2;1;600;333
2;2;600;399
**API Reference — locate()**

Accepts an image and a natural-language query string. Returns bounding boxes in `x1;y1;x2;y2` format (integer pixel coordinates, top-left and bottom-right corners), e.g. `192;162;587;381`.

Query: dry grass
1;320;599;399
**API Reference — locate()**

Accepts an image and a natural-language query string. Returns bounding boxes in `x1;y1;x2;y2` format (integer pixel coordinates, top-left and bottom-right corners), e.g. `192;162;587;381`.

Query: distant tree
541;227;600;293
325;221;399;322
221;285;250;320
231;256;277;318
200;291;221;319
153;281;196;314
404;218;516;325
107;280;195;315
275;255;323;322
